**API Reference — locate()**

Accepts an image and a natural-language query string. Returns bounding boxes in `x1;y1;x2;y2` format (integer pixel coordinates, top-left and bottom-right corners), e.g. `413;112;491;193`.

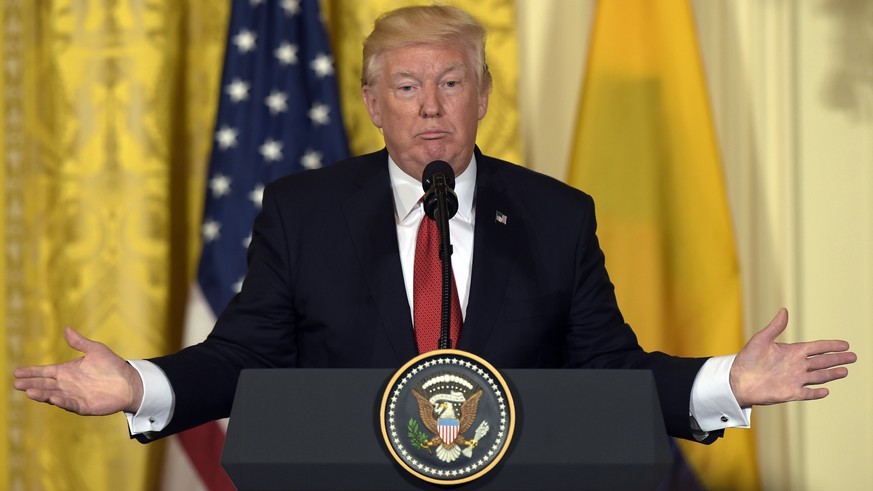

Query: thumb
63;326;100;354
757;308;789;343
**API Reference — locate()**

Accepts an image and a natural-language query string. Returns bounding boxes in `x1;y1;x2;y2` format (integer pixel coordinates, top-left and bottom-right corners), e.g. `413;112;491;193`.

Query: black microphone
421;160;458;350
421;160;459;221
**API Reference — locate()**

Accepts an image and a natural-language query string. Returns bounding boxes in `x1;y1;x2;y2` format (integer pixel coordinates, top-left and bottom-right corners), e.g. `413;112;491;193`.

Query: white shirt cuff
690;354;752;432
125;360;175;435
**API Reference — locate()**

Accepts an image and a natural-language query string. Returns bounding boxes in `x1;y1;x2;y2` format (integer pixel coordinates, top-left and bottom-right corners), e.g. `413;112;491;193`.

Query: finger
25;388;55;403
757;308;789;343
13;365;58;379
13;377;59;391
63;326;100;354
807;351;857;370
23;388;81;412
803;340;852;356
800;386;829;401
804;366;849;386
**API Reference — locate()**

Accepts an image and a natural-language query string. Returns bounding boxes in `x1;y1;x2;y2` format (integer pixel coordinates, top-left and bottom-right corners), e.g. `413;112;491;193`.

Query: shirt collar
388;155;476;223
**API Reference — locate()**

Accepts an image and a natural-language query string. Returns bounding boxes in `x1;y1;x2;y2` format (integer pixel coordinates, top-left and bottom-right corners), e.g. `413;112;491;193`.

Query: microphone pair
422;160;459;221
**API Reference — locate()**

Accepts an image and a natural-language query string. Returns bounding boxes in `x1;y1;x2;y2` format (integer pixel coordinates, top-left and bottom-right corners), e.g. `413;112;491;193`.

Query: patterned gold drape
1;1;517;490
1;1;229;489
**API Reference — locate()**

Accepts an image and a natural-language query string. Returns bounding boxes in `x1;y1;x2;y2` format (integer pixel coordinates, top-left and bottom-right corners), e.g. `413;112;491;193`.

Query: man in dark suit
13;5;855;446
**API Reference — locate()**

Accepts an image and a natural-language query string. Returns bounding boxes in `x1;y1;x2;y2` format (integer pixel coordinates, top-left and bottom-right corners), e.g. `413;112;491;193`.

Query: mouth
417;130;450;140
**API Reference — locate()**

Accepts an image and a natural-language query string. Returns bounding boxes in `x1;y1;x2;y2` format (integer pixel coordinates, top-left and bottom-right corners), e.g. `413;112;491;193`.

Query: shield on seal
438;418;459;444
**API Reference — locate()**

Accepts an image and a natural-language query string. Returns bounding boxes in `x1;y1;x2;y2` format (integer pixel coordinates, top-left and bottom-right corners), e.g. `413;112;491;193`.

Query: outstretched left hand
730;308;857;408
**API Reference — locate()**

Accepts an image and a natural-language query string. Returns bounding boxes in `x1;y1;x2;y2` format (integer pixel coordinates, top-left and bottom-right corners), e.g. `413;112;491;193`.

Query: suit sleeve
138;182;299;440
564;193;722;443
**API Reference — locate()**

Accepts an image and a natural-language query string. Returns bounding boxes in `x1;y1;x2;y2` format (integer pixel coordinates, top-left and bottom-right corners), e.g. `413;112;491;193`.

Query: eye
394;83;418;97
445;81;459;88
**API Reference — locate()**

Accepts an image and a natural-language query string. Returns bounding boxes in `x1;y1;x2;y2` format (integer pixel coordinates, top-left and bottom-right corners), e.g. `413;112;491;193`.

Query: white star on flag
232;276;245;293
308;103;330;125
265;90;288;114
310;53;335;78
259;139;283;161
281;0;301;16
275;42;298;65
233;29;257;53
202;219;221;242
300;149;323;169
215;126;239;149
225;79;250;102
248;184;265;208
209;174;232;197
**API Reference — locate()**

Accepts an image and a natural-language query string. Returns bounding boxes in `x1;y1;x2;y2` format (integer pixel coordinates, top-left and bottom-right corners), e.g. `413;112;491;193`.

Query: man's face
362;43;489;180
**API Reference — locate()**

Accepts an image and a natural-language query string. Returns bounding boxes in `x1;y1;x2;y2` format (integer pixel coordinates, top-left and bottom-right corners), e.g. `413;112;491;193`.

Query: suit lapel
342;150;418;363
458;152;517;353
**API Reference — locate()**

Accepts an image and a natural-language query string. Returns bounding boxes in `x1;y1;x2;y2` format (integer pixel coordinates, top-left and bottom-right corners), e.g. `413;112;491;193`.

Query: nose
420;84;442;118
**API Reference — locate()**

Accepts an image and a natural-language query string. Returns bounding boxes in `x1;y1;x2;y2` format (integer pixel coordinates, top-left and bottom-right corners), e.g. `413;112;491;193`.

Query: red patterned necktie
413;215;462;353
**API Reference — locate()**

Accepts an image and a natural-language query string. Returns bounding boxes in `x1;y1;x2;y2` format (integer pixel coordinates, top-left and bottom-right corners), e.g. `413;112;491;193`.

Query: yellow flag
567;0;759;489
322;0;521;163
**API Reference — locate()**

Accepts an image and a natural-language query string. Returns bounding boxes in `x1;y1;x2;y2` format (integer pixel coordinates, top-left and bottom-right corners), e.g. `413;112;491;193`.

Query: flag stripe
176;422;235;491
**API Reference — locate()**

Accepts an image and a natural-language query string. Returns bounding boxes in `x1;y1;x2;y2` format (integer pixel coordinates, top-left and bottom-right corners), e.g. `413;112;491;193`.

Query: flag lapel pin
495;211;508;225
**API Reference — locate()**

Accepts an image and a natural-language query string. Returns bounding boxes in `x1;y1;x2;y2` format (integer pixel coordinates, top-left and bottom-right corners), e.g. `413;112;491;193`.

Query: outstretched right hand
13;326;143;415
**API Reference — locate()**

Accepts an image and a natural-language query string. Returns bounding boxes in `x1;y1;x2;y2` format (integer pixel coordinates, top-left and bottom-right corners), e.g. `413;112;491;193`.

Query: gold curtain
323;0;521;163
0;1;518;489
0;1;230;490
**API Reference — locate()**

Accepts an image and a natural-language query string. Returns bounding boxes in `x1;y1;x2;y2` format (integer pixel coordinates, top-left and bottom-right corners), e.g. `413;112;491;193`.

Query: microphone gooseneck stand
432;173;454;350
421;160;459;351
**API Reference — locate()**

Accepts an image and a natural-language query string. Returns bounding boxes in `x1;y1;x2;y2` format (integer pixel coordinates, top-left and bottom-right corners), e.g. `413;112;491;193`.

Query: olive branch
407;419;431;451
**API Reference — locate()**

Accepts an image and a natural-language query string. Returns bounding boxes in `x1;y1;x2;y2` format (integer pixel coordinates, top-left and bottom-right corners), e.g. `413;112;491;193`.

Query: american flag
199;0;349;309
166;1;349;490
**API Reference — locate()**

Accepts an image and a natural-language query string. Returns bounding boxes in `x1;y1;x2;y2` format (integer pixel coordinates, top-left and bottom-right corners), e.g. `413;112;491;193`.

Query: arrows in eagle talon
462;421;490;458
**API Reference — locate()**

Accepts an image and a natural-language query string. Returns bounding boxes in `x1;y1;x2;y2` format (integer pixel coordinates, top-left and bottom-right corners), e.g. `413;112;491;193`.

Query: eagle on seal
412;388;483;463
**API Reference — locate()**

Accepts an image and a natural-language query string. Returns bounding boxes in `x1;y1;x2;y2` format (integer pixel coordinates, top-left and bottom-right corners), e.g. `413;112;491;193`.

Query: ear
477;88;489;121
362;86;383;128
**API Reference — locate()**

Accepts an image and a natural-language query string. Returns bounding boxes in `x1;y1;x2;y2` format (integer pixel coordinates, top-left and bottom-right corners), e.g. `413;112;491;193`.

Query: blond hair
361;5;492;92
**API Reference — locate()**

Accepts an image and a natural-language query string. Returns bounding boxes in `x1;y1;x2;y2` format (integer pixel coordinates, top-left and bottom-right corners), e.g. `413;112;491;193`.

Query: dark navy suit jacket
145;148;720;443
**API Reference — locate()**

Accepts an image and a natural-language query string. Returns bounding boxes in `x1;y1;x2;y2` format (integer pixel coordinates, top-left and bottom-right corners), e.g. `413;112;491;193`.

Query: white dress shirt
389;155;476;322
127;154;750;436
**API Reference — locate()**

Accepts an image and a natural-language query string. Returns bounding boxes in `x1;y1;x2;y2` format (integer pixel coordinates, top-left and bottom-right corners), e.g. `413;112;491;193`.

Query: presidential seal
380;350;515;485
